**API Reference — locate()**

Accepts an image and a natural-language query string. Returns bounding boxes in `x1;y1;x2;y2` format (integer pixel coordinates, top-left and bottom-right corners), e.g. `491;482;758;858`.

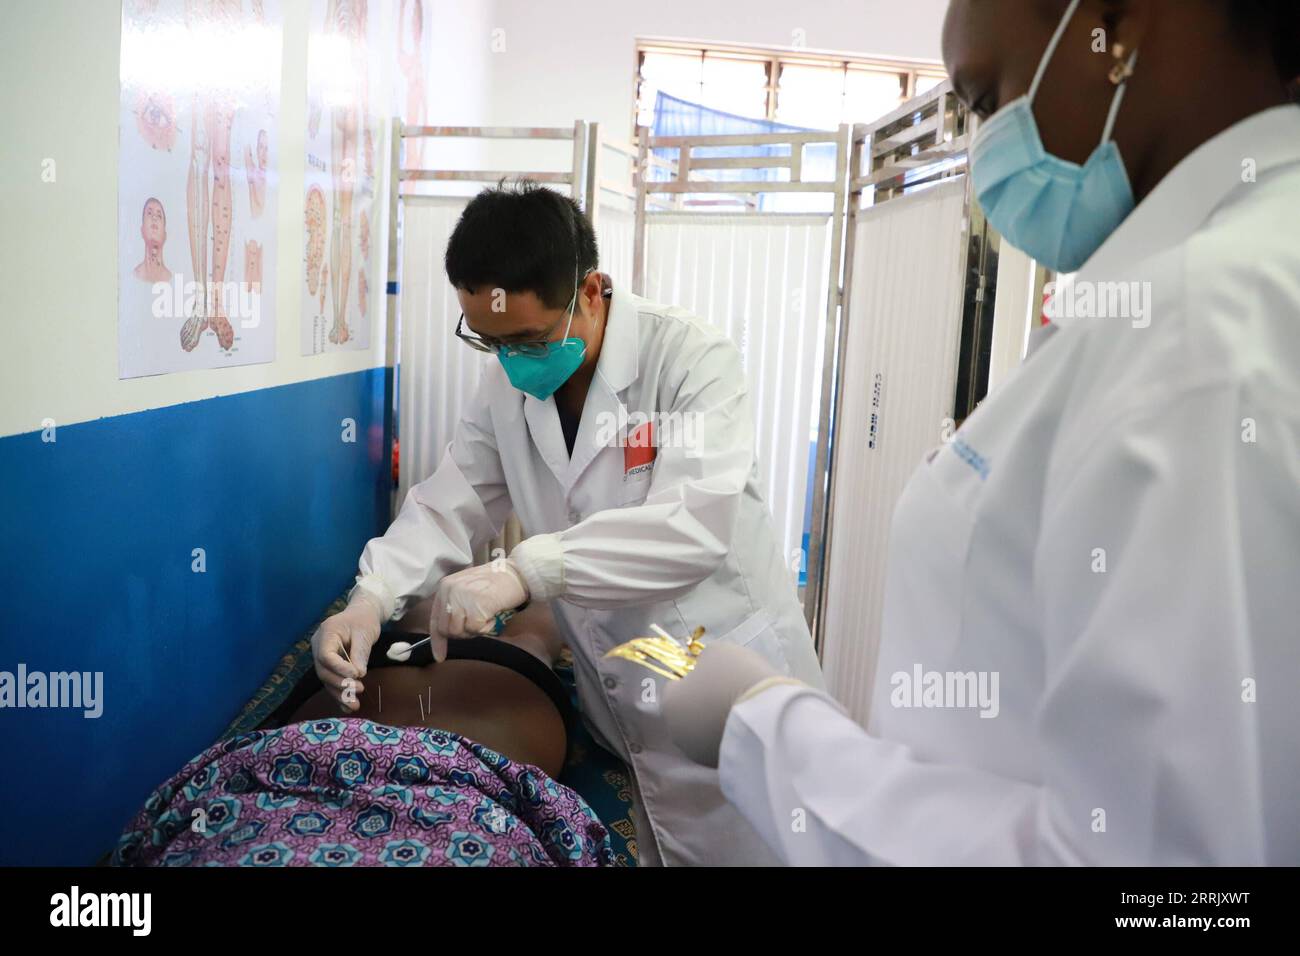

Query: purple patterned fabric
112;718;613;867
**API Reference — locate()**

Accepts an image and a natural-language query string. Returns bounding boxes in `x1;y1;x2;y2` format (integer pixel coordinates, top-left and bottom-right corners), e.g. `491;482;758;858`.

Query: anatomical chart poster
394;0;431;174
301;0;387;355
118;0;282;379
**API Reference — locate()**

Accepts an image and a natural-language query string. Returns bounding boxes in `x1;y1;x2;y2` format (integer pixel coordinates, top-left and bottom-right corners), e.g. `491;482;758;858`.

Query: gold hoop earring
1109;42;1136;85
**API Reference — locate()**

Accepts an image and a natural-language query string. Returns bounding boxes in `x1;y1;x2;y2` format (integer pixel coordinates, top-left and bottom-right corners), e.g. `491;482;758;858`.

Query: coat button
603;676;618;690
629;743;643;755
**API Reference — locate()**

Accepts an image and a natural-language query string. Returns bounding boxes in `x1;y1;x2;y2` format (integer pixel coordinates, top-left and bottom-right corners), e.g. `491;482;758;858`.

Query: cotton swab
649;623;678;644
386;636;432;662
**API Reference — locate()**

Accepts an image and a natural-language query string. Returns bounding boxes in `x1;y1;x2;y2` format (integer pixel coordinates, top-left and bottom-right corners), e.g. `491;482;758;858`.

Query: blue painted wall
0;368;392;865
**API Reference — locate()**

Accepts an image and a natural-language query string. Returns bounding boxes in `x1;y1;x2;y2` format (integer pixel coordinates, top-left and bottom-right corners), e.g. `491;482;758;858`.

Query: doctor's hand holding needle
312;588;386;712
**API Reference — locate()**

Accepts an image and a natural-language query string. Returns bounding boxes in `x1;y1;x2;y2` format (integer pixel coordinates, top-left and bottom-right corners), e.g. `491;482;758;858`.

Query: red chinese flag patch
624;421;656;472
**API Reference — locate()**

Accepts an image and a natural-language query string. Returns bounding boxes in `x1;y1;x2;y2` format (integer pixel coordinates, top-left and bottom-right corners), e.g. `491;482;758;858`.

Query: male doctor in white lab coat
311;179;823;866
661;0;1300;866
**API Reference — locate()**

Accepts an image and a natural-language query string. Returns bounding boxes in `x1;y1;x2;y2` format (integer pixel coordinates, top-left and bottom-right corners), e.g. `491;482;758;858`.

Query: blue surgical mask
969;0;1140;273
496;277;588;401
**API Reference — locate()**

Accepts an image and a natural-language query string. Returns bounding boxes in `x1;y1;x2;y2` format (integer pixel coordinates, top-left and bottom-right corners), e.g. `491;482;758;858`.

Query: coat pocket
710;609;790;675
618;465;654;505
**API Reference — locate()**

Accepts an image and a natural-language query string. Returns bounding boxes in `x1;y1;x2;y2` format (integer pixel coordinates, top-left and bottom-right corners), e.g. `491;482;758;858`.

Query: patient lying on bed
112;603;612;867
294;600;572;777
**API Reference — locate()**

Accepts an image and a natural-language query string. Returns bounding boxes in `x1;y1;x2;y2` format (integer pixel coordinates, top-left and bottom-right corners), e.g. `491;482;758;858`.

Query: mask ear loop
1100;49;1140;144
558;268;583;342
566;268;609;343
1028;0;1083;104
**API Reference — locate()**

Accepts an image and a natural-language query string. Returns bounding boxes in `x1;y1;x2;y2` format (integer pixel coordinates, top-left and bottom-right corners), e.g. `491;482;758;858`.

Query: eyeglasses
455;271;593;356
455;300;573;356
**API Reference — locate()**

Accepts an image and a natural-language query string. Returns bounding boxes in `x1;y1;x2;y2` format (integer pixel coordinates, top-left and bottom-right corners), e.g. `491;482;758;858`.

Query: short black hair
444;179;599;310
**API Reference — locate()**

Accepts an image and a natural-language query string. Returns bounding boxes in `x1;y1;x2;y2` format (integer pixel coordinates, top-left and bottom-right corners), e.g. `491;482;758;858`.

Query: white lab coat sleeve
720;683;1043;866
354;387;512;622
511;330;753;608
719;383;1300;866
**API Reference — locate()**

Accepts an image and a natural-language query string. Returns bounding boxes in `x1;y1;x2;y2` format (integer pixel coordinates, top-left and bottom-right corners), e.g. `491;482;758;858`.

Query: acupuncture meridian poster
302;0;385;356
118;0;282;379
300;0;433;356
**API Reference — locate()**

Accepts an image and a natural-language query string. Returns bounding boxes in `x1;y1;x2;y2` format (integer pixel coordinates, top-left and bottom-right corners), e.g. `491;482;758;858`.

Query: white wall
411;0;498;190
475;0;950;173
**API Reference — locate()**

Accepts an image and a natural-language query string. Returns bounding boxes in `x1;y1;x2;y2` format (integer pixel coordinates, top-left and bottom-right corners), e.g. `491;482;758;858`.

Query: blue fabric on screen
649;92;837;212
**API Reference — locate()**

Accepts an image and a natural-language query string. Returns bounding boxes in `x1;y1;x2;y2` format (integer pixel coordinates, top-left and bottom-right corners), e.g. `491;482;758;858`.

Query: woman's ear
1094;0;1151;68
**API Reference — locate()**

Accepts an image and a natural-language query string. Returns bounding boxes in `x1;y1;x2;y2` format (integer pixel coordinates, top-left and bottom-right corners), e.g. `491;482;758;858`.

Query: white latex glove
311;589;384;713
661;641;804;768
429;560;530;638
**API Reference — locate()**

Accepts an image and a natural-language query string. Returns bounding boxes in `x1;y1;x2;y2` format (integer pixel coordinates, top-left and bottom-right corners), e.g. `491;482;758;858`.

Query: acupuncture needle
338;644;357;702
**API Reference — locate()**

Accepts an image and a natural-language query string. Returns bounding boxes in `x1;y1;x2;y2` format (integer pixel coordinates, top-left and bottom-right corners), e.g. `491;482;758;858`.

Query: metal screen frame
629;126;851;643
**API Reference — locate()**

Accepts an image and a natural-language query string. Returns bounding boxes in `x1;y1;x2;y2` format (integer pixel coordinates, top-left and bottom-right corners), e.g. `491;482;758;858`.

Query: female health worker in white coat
664;0;1300;865
310;181;824;866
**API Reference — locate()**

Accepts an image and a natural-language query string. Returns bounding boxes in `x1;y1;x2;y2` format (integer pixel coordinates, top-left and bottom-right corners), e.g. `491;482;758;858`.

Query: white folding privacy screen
816;178;969;723
634;126;850;589
641;212;831;571
395;196;491;508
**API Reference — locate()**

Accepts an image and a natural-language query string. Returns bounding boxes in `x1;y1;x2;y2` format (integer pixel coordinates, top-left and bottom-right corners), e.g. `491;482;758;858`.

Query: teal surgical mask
969;0;1140;273
496;275;589;401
